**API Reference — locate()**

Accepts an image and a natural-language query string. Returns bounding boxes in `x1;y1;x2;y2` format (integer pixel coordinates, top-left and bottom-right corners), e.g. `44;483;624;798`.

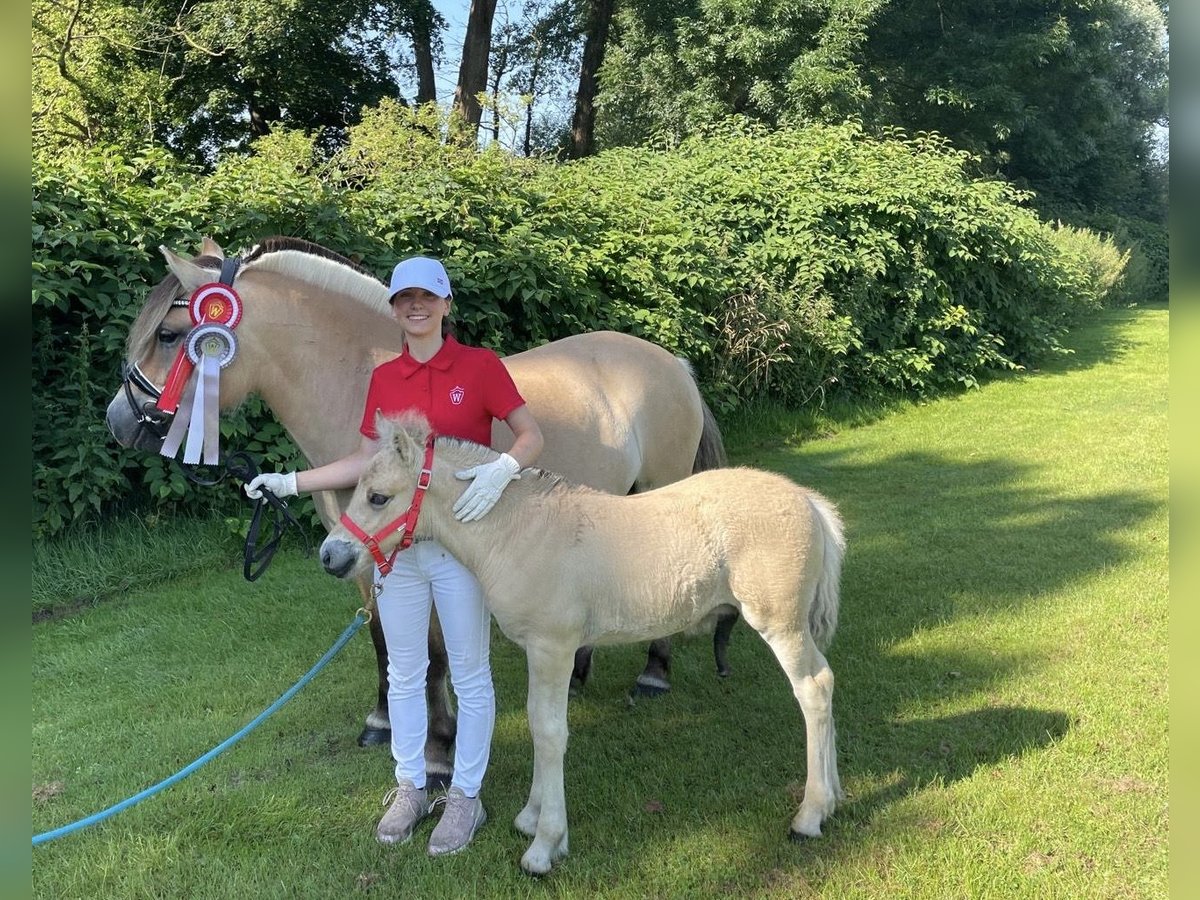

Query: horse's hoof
631;678;670;698
356;727;391;747
569;676;586;698
426;769;452;792
716;666;731;678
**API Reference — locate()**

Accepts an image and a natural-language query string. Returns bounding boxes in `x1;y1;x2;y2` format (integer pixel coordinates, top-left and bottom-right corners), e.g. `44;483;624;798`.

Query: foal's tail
806;491;846;651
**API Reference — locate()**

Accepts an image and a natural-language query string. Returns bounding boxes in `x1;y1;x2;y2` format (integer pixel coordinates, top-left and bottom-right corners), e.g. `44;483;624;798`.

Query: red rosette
188;283;243;327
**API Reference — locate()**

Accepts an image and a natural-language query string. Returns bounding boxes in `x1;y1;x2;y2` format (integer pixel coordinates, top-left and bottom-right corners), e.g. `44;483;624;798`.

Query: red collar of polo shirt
393;336;463;378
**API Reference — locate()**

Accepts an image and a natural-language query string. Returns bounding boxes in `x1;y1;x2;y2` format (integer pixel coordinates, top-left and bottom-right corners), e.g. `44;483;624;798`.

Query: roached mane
241;237;390;313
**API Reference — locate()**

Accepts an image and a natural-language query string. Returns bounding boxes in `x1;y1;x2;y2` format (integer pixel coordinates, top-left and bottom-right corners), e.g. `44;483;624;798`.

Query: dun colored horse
105;236;727;783
323;412;844;875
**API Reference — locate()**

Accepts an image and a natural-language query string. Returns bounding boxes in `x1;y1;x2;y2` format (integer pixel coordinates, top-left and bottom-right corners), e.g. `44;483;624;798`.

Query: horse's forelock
126;254;222;361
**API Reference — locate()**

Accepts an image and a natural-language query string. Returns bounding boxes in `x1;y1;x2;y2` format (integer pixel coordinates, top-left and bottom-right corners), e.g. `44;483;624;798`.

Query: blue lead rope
34;611;368;847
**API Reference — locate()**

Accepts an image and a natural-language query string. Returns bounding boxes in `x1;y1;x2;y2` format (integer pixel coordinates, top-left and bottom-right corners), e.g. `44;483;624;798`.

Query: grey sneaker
427;787;487;856
375;779;430;845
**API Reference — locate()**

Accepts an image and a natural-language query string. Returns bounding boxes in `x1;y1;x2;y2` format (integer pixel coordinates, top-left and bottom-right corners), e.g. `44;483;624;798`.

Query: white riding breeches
374;539;494;798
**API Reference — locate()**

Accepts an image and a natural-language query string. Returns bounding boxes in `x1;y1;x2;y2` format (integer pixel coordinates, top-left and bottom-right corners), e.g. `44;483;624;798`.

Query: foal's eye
368;492;391;508
156;327;182;345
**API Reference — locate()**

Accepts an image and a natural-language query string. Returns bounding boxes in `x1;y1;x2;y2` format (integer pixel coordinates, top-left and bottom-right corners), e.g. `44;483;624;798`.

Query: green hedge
33;108;1119;537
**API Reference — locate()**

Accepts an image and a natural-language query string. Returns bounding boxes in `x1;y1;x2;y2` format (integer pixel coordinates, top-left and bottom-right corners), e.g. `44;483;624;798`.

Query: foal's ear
378;412;428;464
199;237;225;260
160;246;213;293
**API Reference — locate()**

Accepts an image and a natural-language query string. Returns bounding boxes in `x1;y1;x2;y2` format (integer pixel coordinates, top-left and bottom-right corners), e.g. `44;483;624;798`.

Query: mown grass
32;304;1168;898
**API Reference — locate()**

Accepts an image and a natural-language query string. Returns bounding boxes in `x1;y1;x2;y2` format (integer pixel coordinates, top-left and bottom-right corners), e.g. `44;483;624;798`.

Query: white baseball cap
388;256;452;300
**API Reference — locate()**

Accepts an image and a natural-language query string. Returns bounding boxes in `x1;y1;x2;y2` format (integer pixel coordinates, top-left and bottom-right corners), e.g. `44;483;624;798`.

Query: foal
321;413;845;875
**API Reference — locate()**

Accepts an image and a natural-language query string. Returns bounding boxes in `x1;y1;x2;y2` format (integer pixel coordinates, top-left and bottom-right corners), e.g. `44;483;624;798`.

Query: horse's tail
675;357;727;473
806;491;845;651
693;398;727;473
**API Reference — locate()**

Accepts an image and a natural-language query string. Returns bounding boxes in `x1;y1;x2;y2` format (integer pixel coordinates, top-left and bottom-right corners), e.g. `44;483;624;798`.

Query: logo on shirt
449;385;465;406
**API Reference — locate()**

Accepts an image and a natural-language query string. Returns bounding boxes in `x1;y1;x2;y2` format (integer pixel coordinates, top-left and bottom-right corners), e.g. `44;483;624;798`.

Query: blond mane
241;242;391;314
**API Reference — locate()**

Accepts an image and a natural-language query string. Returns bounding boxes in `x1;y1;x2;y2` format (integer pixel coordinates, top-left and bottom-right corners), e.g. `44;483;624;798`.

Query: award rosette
160;300;241;466
188;282;243;328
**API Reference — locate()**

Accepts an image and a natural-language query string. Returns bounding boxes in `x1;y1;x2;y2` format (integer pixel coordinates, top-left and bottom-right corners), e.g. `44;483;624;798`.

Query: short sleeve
482;352;526;421
359;368;385;439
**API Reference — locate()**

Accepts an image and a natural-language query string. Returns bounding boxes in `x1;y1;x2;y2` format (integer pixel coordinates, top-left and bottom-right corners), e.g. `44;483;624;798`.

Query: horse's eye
156;327;181;345
368;492;391;508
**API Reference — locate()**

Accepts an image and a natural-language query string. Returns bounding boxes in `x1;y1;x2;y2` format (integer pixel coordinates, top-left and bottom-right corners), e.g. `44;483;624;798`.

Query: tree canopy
32;0;1169;220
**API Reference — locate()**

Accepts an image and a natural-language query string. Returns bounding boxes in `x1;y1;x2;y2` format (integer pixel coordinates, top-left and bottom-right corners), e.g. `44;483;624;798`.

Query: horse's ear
160;246;212;293
199;237;225;259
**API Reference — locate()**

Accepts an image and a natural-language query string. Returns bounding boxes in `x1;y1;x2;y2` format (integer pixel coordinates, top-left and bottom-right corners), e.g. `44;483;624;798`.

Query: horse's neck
250;291;404;466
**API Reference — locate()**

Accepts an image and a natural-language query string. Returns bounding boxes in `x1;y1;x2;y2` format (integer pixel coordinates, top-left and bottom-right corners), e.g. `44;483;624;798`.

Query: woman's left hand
453;453;521;522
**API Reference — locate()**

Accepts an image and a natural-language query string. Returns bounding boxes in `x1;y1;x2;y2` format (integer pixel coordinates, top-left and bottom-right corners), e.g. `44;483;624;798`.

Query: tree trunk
411;2;438;105
453;0;499;143
523;56;543;157
246;80;280;139
569;0;614;159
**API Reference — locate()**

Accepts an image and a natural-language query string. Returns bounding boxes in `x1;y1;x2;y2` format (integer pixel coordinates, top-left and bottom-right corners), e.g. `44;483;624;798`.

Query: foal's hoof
633;676;672;696
356;726;391;747
788;823;823;842
425;769;452;793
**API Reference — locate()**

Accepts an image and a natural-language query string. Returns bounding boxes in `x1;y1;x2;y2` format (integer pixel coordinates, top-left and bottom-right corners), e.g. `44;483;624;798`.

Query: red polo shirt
359;336;525;445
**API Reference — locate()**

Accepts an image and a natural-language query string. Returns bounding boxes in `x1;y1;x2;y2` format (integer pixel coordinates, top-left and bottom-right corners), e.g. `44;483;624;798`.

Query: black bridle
116;256;310;578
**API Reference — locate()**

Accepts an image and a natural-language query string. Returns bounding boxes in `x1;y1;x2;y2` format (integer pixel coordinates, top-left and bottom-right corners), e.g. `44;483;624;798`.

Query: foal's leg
761;631;840;838
516;642;575;875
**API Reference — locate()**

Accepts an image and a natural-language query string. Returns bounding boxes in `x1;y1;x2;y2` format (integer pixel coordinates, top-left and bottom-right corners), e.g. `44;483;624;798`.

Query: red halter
339;434;437;577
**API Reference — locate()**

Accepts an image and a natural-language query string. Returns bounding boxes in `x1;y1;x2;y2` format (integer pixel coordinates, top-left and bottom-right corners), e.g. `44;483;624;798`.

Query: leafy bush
33;111;1103;536
1045;223;1130;309
1091;214;1169;305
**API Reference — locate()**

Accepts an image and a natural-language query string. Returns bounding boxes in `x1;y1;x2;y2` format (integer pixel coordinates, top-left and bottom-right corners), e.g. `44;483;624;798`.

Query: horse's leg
424;607;456;791
356;578;391;747
632;638;672;697
761;631;840;839
516;641;575;876
570;645;594;694
713;607;740;678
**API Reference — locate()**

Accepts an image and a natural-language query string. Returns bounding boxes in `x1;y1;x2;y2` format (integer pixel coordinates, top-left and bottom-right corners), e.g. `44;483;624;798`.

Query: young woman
245;256;543;855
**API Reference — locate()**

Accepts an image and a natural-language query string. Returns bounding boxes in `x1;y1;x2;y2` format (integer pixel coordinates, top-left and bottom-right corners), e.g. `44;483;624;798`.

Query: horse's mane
126;237;390;360
241;237;390;314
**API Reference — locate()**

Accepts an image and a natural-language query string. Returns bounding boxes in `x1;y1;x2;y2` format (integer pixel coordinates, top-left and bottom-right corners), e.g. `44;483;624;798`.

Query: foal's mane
380;414;566;494
126;237;390;360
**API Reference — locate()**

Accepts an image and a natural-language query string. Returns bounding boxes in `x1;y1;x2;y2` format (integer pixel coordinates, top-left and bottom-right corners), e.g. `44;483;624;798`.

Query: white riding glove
244;471;298;500
453;453;521;522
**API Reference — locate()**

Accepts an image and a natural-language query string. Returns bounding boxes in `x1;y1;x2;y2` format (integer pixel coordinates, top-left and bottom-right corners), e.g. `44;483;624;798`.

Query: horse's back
495;331;704;494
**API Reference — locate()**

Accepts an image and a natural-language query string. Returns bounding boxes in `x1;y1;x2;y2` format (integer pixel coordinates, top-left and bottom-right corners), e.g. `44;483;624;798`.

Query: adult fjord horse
323;413;845;874
105;236;727;782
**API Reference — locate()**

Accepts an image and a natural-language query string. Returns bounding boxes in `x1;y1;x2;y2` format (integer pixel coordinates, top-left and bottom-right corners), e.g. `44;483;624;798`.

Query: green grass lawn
32;304;1168;898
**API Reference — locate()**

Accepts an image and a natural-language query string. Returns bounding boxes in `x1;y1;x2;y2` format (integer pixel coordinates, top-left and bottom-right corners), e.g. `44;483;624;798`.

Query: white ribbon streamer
160;381;195;460
159;324;237;465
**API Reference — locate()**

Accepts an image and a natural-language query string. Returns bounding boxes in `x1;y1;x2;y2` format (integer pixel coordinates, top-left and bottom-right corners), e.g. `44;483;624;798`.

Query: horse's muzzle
105;394;169;452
